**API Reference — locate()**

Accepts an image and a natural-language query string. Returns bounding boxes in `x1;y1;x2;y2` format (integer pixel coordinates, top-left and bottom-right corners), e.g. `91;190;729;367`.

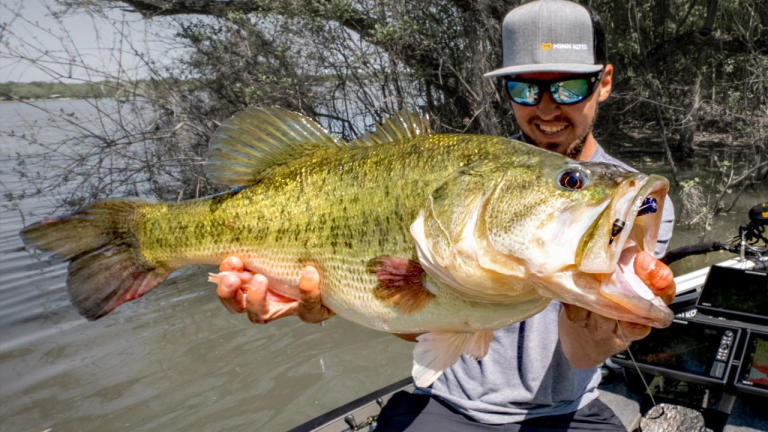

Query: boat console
696;266;768;326
734;329;768;397
611;263;768;430
613;265;768;388
612;318;742;386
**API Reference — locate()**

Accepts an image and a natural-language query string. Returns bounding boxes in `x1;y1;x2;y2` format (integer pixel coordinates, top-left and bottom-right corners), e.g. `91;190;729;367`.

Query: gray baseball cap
484;0;604;78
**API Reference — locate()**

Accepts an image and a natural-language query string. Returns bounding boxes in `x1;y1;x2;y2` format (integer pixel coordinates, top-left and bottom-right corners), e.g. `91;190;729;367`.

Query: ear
597;64;613;103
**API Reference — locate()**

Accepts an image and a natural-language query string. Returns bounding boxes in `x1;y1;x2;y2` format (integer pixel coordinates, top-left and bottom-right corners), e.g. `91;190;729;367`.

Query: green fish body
21;108;673;386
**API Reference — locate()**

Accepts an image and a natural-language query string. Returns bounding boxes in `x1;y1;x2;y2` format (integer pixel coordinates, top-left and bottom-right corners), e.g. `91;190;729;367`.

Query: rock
640;403;710;432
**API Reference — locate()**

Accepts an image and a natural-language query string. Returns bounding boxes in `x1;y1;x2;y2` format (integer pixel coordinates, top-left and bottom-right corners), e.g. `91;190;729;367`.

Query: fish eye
557;169;588;191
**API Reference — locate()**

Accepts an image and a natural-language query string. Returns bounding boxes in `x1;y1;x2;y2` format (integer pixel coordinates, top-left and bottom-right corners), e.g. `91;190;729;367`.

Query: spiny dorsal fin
205;107;344;186
206;107;433;186
352;109;433;147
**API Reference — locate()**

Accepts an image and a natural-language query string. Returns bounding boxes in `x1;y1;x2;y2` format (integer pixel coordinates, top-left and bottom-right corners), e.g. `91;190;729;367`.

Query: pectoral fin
412;330;495;387
367;256;433;314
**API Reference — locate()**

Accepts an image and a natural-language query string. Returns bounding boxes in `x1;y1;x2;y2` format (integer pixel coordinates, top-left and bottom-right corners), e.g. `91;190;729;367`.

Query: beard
520;121;593;159
522;104;598;159
564;123;592;159
565;102;598;158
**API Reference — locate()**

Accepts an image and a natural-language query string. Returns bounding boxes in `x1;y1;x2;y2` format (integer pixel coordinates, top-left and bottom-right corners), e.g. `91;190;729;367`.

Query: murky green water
0;99;763;431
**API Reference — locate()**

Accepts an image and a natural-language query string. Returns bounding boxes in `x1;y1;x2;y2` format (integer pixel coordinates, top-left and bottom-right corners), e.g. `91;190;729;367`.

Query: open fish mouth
525;174;675;328
586;175;673;327
578;174;669;273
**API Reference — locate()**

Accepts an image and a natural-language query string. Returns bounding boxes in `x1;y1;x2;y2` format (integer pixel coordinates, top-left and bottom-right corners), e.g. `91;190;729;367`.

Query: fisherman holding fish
21;0;678;430
214;0;676;430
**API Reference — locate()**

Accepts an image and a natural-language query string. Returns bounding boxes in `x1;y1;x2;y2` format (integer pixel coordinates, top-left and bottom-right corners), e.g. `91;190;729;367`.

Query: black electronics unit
734;330;768;397
696;266;768;326
612;319;741;385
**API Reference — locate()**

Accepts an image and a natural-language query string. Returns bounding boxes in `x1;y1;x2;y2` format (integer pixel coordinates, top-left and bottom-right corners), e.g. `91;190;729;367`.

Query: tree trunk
703;0;718;32
676;74;700;163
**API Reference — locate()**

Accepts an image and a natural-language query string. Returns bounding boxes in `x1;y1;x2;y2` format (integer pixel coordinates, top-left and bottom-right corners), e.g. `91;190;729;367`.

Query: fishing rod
661;201;768;269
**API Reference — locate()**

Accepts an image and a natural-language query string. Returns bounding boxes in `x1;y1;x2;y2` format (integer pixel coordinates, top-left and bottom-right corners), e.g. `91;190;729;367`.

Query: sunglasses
504;71;603;106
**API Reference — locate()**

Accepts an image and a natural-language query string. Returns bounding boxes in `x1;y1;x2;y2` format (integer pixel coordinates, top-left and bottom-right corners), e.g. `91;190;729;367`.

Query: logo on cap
540;42;552;51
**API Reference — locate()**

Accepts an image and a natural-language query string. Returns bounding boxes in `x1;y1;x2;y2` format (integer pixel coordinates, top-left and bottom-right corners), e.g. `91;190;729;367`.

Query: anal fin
412;330;495;387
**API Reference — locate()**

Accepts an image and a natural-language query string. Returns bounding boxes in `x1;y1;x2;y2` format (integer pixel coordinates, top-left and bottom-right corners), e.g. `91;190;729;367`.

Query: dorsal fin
205;107;344;186
352;109;433;147
205;107;433;187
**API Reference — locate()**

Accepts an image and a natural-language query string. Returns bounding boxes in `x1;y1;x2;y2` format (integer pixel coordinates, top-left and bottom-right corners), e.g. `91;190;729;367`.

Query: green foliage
130;0;766;154
591;0;768;124
9;0;766;215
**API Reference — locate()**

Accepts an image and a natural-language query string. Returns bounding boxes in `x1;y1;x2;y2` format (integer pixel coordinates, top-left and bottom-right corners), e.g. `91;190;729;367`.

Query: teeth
537;123;566;133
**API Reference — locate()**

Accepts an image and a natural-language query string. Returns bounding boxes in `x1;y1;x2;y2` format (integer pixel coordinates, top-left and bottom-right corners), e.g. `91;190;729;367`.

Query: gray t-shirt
416;142;675;424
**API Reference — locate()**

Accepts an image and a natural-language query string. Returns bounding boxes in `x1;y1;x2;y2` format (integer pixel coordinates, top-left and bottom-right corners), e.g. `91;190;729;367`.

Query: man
214;0;676;430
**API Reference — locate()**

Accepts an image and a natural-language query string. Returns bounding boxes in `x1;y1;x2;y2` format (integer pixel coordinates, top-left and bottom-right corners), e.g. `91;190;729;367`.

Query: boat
288;202;768;432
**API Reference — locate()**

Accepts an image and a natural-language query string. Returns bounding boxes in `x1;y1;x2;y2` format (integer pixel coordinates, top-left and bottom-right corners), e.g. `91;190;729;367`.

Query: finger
244;274;270;323
634;251;676;304
219;256;244;272
297;265;334;323
216;272;245;313
563;304;616;339
242;274;299;323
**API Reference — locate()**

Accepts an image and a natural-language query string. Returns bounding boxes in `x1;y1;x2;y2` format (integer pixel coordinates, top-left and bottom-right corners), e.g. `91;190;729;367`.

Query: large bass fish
21;108;672;386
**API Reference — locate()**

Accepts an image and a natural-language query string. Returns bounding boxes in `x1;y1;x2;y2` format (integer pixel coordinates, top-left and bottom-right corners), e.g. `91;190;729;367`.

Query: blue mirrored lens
550;78;590;104
506;81;540;106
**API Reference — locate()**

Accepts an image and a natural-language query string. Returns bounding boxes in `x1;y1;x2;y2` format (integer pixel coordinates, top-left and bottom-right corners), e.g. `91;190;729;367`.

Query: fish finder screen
617;322;726;377
737;332;768;393
697;266;768;321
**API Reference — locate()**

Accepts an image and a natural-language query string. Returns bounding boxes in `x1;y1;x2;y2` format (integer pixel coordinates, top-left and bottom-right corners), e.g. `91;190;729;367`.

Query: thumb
634;251;675;304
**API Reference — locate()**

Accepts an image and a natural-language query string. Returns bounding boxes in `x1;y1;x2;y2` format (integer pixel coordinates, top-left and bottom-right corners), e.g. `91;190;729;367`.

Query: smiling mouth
534;121;569;134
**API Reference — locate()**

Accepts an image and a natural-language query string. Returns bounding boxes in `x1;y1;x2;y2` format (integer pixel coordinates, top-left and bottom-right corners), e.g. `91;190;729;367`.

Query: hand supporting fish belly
210;256;333;323
20;107;675;387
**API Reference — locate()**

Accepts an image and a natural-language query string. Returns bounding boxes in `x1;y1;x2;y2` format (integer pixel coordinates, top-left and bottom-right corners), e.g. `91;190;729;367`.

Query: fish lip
599;245;675;328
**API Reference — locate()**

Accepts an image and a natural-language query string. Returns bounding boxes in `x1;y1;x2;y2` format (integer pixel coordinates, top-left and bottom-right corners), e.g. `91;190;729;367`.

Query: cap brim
484;63;603;78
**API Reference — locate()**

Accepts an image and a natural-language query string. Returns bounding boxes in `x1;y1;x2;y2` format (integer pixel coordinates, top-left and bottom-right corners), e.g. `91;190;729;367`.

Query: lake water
0;99;414;432
0;99;762;431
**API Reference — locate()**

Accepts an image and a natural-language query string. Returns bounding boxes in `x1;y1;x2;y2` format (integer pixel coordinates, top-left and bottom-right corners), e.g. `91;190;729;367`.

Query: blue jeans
374;391;626;432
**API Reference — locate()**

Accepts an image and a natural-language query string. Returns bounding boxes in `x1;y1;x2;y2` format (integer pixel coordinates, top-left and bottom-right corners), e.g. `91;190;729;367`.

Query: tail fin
20;200;172;320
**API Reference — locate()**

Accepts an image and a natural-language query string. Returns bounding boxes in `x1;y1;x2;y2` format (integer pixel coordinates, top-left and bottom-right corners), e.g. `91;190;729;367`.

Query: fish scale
134;131;533;332
20;107;672;387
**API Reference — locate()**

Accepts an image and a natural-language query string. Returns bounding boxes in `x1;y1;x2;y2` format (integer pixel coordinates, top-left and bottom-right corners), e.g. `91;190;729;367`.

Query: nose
536;91;560;120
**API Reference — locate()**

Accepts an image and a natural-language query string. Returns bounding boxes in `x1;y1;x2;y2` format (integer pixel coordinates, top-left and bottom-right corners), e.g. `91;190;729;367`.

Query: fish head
412;150;673;328
511;160;673;329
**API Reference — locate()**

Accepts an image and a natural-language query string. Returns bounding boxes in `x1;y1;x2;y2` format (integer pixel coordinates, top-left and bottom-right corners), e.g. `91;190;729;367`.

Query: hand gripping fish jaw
411;158;674;330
